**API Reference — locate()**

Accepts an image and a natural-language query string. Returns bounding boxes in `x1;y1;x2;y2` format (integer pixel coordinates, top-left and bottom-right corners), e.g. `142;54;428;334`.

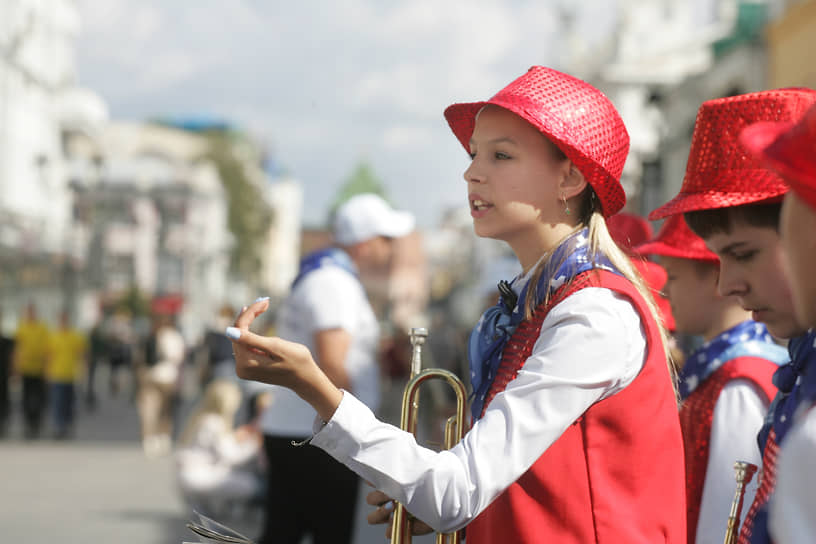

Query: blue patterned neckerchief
677;321;789;400
757;329;816;450
291;247;358;289
467;228;619;421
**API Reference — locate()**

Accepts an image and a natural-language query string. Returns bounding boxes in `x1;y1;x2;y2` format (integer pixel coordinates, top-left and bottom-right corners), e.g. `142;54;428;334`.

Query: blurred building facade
0;1;302;342
0;0;104;331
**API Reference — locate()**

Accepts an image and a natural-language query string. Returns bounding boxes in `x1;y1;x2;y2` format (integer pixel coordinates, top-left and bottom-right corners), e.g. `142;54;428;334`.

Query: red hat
635;214;719;263
607;212;654;255
630;258;675;332
741;102;816;210
649;88;816;220
444;66;629;217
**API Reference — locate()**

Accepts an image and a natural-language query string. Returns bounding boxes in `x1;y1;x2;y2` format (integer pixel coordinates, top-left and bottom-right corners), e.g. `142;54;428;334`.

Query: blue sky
74;0;618;228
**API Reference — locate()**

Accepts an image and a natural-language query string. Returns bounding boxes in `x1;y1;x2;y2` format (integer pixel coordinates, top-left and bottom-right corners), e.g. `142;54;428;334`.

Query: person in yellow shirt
46;310;87;439
14;303;51;439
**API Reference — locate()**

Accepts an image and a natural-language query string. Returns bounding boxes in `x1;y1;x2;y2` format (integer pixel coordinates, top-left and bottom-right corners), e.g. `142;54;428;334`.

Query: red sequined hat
741;102;816;210
635;214;719;263
608;212;654;255
648;88;816;220
444;66;629;217
630;258;676;332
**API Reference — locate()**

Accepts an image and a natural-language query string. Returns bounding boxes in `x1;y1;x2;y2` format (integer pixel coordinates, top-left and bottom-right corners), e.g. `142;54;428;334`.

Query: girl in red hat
637;214;787;544
741;102;816;544
227;66;686;543
650;88;816;544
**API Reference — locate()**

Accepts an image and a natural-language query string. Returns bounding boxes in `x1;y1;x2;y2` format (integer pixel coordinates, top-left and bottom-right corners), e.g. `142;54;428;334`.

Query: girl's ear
559;163;587;200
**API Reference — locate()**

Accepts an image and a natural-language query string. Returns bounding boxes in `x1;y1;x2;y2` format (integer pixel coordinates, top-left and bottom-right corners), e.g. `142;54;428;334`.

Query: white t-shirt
259;264;381;437
310;284;648;533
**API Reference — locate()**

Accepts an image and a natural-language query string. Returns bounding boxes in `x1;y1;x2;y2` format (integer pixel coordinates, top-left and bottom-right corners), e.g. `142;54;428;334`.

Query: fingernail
254;296;270;303
383;501;394;511
225;327;241;340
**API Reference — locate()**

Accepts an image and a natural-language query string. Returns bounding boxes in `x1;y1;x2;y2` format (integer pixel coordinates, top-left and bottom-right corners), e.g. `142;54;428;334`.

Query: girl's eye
468;151;476;160
495;151;511;160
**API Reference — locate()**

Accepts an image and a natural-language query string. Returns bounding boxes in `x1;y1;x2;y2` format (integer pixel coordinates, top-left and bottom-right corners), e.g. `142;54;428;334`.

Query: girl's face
706;223;802;339
780;192;816;328
464;105;571;266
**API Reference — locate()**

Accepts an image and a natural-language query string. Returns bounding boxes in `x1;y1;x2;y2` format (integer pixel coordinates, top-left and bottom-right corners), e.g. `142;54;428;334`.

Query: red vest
680;358;778;544
467;270;686;544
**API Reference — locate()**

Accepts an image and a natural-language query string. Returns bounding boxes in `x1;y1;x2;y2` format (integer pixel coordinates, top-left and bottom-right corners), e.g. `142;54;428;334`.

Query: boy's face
705;222;803;339
780;192;816;328
659;256;720;338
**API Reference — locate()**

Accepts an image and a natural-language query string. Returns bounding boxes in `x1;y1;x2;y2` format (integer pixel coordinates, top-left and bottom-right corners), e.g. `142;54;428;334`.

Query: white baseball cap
333;193;415;246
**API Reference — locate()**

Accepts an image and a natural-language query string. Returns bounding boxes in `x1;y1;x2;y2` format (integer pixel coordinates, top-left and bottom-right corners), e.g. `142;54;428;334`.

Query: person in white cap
253;192;414;544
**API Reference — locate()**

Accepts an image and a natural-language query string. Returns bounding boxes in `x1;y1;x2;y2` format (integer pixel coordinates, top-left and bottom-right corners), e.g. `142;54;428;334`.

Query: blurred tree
202;131;273;282
329;161;388;218
117;285;150;317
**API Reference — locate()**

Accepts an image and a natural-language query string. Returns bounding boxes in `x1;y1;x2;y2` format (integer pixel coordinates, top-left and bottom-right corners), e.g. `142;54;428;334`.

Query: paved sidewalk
0;371;431;544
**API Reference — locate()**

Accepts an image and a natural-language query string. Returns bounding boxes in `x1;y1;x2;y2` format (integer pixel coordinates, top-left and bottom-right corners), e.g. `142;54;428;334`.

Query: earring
561;194;571;215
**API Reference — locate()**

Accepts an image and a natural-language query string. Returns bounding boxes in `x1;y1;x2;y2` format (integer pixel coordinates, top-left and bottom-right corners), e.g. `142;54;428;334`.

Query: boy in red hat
741;102;816;543
650;88;816;544
637;214;787;544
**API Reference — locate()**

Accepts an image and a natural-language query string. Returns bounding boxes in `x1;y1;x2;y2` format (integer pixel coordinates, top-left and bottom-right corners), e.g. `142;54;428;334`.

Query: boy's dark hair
683;202;782;239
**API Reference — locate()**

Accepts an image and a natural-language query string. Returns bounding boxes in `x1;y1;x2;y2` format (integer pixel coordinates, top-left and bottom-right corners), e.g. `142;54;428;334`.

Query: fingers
366;499;394;526
233;297;270;329
366;489;392;506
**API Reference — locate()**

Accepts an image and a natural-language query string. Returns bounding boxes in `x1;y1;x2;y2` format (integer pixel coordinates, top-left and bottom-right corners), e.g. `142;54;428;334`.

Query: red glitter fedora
608;212;654;255
444;66;629;217
741;102;816;210
648;88;816;220
635;214;719;263
630;258;676;332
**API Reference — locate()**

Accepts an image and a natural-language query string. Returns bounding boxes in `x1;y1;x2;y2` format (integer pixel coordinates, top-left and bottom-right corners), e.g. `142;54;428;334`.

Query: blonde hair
523;187;678;395
178;379;243;447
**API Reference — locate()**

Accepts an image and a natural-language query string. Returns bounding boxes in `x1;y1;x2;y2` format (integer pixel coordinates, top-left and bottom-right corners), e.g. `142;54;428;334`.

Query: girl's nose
464;159;482;184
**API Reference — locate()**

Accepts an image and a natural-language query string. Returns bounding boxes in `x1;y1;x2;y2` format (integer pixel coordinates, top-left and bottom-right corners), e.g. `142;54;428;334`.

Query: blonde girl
227;66;686;543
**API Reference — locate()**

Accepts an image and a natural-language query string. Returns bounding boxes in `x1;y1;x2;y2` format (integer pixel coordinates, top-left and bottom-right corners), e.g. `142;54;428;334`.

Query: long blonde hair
523;187;678;395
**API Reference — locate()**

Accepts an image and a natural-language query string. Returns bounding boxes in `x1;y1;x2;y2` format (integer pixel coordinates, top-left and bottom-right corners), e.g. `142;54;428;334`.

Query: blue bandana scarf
467;228;618;421
291;247;358;289
677;321;789;400
756;329;816;450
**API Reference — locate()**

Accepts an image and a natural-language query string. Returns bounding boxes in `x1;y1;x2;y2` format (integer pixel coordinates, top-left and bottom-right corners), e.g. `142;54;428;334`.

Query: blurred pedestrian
13;303;50;439
197;304;239;386
0;306;14;437
84;309;109;411
138;312;185;458
175;379;263;517
46;310;88;439
106;307;134;398
252;193;414;544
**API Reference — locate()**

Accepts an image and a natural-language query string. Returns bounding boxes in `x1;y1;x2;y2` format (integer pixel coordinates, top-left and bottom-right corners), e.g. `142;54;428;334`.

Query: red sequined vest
680;358;778;543
467;269;686;544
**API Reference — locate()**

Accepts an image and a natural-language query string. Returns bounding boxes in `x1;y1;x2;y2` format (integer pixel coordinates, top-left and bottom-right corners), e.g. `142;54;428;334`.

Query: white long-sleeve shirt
311;286;648;533
770;406;816;544
696;380;769;544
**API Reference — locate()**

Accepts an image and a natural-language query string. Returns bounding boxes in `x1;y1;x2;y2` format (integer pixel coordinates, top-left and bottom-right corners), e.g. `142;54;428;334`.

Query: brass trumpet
391;327;469;544
724;460;759;544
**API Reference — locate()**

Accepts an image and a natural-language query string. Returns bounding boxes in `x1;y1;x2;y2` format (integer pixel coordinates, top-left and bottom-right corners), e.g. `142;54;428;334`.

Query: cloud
73;0;614;227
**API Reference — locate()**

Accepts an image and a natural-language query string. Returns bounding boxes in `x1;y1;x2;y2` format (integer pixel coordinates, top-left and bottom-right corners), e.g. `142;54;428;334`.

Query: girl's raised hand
227;299;344;421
